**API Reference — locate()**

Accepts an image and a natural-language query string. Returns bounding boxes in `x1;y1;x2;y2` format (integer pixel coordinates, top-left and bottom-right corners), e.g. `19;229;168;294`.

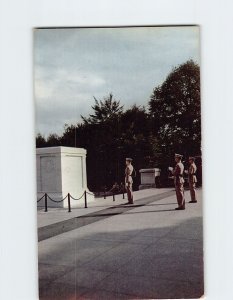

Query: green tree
46;133;61;147
36;133;47;147
60;124;78;147
81;93;124;124
59;102;153;190
119;105;153;187
149;60;201;158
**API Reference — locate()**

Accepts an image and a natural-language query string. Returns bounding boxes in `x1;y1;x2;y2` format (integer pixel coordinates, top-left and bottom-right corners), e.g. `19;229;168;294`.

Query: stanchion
44;193;48;212
84;190;87;208
68;193;71;212
104;187;106;199
113;192;115;202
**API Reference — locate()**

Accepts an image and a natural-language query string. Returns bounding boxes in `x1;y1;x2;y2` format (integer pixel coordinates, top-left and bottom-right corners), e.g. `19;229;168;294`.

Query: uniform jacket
173;162;185;185
125;164;134;184
188;163;197;183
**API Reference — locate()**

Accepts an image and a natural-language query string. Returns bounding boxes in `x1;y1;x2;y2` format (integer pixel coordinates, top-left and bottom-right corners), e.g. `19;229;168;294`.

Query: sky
34;26;200;137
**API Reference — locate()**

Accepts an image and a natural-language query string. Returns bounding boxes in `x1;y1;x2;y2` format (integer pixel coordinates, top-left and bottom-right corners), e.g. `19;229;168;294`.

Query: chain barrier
47;194;68;203
106;184;126;194
37;194;45;203
102;184;126;200
37;185;126;212
86;191;95;196
69;191;85;201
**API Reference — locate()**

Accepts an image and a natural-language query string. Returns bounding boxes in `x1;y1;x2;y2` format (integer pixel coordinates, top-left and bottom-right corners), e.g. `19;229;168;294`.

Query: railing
103;184;126;201
37;185;126;213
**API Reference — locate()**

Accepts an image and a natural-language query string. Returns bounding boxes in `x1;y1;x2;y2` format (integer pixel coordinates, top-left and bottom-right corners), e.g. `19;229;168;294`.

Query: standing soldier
188;157;198;203
125;158;134;204
173;153;185;210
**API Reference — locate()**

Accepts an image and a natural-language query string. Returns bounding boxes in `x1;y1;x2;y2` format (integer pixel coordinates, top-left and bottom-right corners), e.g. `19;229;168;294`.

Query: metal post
68;193;71;212
122;185;125;199
84;190;87;208
104;187;106;199
113;192;115;202
44;193;48;212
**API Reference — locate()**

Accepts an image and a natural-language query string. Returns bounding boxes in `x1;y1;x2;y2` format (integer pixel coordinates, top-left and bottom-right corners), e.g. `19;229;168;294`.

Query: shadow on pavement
39;216;204;299
123;208;176;214
146;202;177;206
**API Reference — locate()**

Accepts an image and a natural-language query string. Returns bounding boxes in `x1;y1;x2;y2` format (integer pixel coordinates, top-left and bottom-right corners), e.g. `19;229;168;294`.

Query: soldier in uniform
173;153;185;210
188;157;198;203
125;158;134;204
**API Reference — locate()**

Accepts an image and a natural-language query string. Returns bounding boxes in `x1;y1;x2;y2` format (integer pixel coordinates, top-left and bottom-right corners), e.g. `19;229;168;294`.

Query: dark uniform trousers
175;177;185;208
126;181;133;204
189;175;197;201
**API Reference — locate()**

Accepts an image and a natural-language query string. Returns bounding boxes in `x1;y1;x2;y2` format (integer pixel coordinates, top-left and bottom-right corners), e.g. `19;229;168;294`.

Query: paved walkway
37;188;173;228
38;188;204;299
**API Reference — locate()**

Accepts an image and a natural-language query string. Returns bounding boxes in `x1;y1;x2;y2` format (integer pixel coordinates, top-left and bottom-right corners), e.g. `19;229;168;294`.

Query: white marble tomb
36;146;94;208
139;168;161;190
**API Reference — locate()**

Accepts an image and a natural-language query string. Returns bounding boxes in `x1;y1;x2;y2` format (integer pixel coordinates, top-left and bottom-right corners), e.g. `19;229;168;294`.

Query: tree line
36;60;201;190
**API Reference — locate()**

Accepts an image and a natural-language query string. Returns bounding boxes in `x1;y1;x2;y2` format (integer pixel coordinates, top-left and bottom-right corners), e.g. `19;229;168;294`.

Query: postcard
35;26;203;299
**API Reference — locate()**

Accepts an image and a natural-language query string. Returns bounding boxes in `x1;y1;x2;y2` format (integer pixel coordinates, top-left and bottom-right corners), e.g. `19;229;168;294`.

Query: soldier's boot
175;200;185;210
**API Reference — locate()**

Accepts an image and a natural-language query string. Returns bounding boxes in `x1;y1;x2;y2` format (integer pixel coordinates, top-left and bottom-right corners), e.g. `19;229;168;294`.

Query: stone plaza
38;187;204;299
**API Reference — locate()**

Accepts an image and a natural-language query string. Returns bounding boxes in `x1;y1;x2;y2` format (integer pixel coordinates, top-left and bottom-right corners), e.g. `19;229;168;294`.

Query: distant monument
36;146;94;208
139;168;161;190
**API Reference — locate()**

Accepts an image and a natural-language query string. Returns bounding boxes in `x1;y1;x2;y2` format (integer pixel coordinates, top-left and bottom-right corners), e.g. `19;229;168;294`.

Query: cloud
35;65;107;135
34;26;200;136
67;74;105;87
35;66;106;98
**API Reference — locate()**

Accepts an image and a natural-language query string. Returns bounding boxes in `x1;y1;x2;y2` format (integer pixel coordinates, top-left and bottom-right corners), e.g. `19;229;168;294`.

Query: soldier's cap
189;156;195;161
175;153;183;158
126;157;133;162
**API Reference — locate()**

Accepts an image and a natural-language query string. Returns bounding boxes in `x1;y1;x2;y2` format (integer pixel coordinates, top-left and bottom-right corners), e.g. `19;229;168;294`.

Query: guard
188;157;198;203
125;158;134;204
173;153;185;210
